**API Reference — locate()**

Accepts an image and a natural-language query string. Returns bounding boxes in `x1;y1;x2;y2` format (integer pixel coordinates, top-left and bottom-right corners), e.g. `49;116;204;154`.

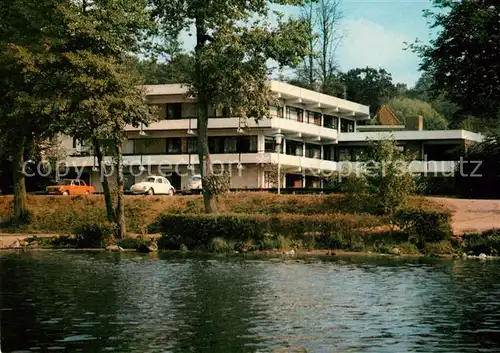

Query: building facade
62;81;484;192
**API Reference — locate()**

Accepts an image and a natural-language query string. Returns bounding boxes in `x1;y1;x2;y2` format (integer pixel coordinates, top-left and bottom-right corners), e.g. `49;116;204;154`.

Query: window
305;144;321;159
323;115;338;129
167;138;182;154
270;105;283;118
323;145;334;161
155;178;163;184
166;103;182;120
340;118;355;133
224;137;238;153
134;139;166;154
187;138;197;154
122;140;134;155
306;111;321;125
337;148;352;161
222;106;230;117
286;106;304;122
335;146;367;161
286;140;303;156
208;137;224;153
265;136;276;152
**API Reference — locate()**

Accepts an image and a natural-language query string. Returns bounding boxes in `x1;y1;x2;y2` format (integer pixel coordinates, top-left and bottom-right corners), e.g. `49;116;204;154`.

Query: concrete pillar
320;112;324;127
302;171;306;188
257;133;265;153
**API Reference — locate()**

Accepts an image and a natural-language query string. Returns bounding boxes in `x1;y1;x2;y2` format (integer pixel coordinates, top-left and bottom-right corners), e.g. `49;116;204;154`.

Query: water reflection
2;252;500;353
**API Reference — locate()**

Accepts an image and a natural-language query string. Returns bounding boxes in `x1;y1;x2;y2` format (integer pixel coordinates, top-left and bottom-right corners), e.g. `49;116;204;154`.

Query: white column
257;133;265;153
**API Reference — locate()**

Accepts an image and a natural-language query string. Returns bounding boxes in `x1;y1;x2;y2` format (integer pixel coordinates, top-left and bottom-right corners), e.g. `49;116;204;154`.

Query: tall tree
0;0;64;221
50;0;156;238
293;0;343;94
134;54;194;84
151;0;311;213
411;0;500;125
340;67;396;115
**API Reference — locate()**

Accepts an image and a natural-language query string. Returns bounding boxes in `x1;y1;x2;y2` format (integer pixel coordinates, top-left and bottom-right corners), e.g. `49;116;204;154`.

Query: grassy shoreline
1;193;496;256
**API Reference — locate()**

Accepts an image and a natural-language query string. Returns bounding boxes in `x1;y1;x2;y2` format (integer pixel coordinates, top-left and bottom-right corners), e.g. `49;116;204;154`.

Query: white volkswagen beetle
130;176;175;195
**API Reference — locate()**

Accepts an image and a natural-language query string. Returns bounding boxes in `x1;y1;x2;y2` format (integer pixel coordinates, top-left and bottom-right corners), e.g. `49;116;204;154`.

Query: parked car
182;174;202;194
46;179;95;195
130;176;175;195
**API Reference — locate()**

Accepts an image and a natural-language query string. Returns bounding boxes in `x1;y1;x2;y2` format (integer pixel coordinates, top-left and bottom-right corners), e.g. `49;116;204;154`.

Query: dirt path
432;197;500;235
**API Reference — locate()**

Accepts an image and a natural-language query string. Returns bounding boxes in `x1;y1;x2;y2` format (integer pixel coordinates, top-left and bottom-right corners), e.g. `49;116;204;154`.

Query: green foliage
340;67;397;115
118;237;153;250
73;221;117;248
326;171;367;195
155;212;382;251
395;208;452;249
208;237;232;253
134;54;193;84
423;241;456;257
455;130;500;198
386;97;448;130
461;229;500;256
364;139;417;214
411;0;500;124
202;171;231;196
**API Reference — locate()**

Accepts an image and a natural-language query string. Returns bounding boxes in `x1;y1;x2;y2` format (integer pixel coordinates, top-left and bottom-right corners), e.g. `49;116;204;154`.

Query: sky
179;0;435;88
334;0;434;87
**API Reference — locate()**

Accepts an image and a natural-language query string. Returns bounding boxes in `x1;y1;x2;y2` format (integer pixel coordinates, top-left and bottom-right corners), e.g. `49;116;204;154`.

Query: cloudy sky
334;0;433;87
179;0;434;88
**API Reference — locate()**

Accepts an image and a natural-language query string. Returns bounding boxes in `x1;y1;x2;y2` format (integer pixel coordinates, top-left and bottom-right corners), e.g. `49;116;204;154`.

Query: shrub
208;237;232;253
155;212;383;251
364;139;417;214
73;221;117;248
423;241;456;257
461;229;500;255
395;208;452;248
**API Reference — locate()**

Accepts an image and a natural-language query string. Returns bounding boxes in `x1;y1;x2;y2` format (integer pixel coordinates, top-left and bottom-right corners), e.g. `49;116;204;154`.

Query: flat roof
338;130;485;143
143;81;371;119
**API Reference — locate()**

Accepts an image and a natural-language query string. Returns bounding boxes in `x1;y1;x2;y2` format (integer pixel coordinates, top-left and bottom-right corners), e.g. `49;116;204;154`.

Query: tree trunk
94;139;116;222
13;136;27;221
195;12;216;214
114;143;126;239
197;102;216;213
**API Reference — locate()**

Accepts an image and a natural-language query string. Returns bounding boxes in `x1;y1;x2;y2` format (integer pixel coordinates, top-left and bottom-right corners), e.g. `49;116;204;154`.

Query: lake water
2;251;500;353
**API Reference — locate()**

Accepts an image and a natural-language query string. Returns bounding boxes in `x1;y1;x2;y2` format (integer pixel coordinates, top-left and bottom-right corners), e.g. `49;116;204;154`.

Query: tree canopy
414;0;500;124
386;97;448;131
340;67;397;115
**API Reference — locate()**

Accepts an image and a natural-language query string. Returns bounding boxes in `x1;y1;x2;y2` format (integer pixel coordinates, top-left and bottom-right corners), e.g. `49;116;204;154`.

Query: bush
155;212;383;251
364;139;417;214
395;208;452;248
208;237;232;253
423;241;456;257
461;229;500;255
73;221;117;248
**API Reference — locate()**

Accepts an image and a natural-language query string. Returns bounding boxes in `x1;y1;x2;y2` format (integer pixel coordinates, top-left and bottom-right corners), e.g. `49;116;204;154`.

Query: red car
46;179;96;196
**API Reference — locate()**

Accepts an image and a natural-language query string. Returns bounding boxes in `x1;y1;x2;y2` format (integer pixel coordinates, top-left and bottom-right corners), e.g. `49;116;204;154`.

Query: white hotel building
63;81;484;192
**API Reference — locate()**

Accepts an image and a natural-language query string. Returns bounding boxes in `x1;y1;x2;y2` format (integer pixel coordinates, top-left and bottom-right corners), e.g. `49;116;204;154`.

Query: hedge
154;212;384;251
